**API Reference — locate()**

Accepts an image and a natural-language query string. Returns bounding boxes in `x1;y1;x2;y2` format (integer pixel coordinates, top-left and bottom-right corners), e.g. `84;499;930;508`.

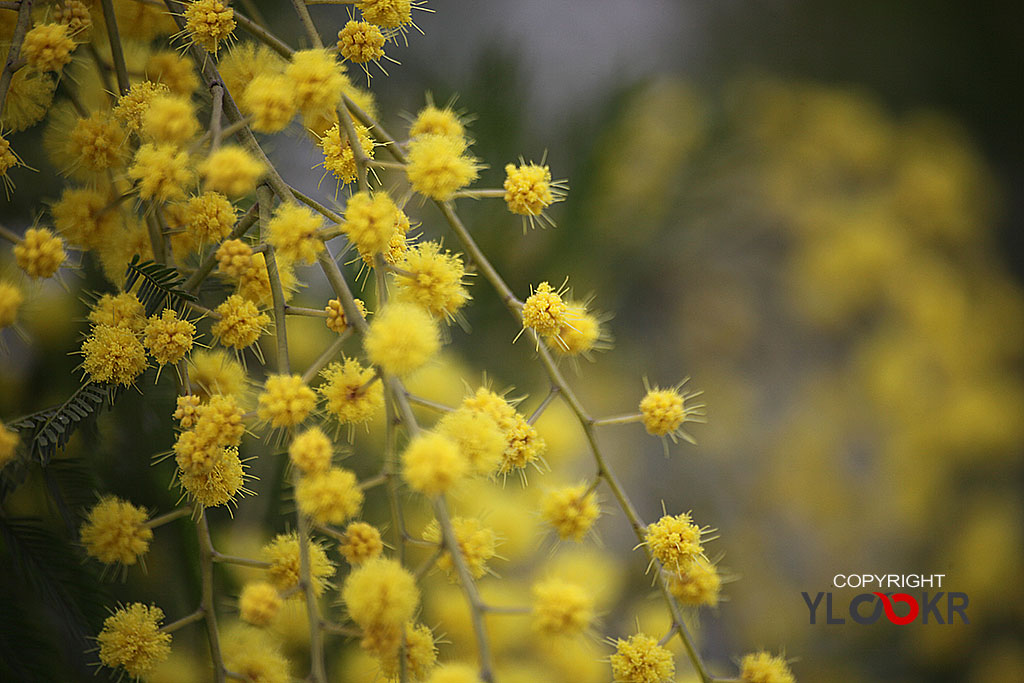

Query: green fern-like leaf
6;382;116;467
124;255;198;316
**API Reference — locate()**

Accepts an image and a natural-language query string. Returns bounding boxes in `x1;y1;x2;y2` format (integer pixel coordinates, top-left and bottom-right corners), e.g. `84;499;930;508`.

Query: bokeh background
2;1;1022;681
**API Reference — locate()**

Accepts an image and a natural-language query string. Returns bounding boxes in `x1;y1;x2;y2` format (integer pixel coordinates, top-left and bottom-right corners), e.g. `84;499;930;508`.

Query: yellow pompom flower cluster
531;577;594;636
97;603;172;678
341;189;400;259
63;112;126;176
379;621;438;681
609;633;675;683
639;381;705;444
325;297;366;333
262;531;335;596
200;145;264;197
342;557;419;657
288;426;334;474
81;323;148;386
267;202;323;264
435;406;505;476
422;516;498;580
53;1;93;38
318;357;384;425
521;281;569;340
406;133;480;201
243;74;297;133
643;511;710;573
555;301;606;357
393;241;471;321
129;143;194;202
239;580;283;627
287;49;345;115
89;292;146;331
339;521;384;565
212;294;269;349
257;374;317;428
503;160;567;229
183;0;236;53
222;625;291;683
461;387;547;477
79;497;153;567
410;102;465;140
295;465;364;525
181;191;236;246
401;431;465;496
740;651;795;683
0;281;22;329
173;394;248;508
357;0;416;31
541;483;600;541
338;20;386;65
142;309;196;366
364;302;440;377
143;95;199;144
146;51;199;95
114;81;171;133
14;227;65;279
22;23;76;73
320;123;376;186
667;556;722;607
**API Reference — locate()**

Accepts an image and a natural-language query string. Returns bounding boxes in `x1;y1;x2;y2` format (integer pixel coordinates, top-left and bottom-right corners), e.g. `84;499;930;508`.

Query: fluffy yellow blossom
406;133;479;201
22;23;75;73
325;297;366;333
343;557;419;652
97;603;171;678
541;484;600;541
379;622;438;681
145;51;199;95
320;123;375;186
143;95;199;144
216;238;254;278
53;1;93;38
237;251;298;306
257;374;317;428
1;68;55;131
239;581;282;627
211;294;269;350
188;348;247;398
129;143;194;202
173;395;201;429
0;134;23;192
531;577;594;636
296;466;364;525
80;497;152;566
0;281;21;329
643;512;708;572
339;521;383;565
0;421;19;469
89;292;146;332
61;112;127;176
81;324;148;386
639;382;705;444
183;0;236;53
435;407;504;476
393;241;471;321
114;81;171;133
521;281;568;339
318;357;384;425
242;74;297;133
364;302;440;377
288;426;333;474
504;161;567;229
193;394;245;447
410;103;465;140
341;189;400;259
14;227;65;279
740;651;795;683
357;0;415;30
182;191;236;245
287;49;345;115
219;42;286;98
667;556;722;607
221;625;290;683
337;20;386;66
177;446;247;508
609;633;675;683
401;431;466;496
555;301;606;357
267;203;323;264
422;516;497;580
143;309;196;365
262;531;335;596
461;387;547;477
52;187;118;248
199;145;264;197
